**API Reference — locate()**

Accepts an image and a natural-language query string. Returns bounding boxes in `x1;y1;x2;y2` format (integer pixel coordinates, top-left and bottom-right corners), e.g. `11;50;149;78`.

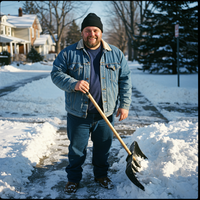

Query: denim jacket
51;39;132;118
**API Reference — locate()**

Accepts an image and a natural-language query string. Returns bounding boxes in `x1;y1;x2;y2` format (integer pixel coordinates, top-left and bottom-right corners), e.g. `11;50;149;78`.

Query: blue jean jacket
51;39;132;118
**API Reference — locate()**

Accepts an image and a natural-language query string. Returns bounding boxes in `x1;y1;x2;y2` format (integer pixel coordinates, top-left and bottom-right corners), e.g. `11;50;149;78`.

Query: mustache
87;37;97;39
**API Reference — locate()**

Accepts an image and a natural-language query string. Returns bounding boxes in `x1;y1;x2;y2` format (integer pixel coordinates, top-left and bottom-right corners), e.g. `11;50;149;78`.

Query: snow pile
0;65;22;72
0;120;57;199
111;120;198;198
0;62;52;90
11;62;53;70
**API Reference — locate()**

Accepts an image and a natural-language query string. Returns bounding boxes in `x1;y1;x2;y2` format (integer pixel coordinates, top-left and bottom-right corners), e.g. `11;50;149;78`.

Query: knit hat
81;13;103;32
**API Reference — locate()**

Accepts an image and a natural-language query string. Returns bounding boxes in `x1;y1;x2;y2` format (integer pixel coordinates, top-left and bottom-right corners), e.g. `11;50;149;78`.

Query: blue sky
0;1;107;24
0;1;109;32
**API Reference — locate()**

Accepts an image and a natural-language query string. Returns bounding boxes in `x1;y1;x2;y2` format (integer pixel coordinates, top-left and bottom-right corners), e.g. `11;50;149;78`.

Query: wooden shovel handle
86;92;134;158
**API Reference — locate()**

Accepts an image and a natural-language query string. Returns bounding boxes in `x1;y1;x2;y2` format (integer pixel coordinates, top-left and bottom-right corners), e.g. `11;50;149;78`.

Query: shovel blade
125;141;147;191
125;161;145;191
129;141;148;160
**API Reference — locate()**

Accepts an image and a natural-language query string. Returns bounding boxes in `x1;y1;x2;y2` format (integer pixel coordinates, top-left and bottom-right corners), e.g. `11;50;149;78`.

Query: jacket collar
76;39;112;51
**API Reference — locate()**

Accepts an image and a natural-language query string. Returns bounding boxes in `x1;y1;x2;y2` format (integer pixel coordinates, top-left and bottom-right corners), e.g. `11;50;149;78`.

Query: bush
27;46;43;63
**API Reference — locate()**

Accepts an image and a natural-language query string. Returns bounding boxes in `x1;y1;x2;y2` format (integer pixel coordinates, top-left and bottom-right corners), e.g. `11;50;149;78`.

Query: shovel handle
86;92;135;158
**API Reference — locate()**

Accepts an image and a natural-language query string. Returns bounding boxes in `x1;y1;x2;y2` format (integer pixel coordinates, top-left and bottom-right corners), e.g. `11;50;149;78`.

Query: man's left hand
116;108;129;121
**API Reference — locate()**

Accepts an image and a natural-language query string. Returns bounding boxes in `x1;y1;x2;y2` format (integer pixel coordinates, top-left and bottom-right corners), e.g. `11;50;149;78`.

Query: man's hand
75;80;89;93
116;108;129;121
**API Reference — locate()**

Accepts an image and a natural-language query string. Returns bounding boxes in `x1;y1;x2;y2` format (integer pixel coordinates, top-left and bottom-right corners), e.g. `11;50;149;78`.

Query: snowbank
0;120;57;199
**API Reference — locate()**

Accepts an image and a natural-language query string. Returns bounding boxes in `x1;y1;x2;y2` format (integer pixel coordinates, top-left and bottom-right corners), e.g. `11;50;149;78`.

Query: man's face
81;26;102;50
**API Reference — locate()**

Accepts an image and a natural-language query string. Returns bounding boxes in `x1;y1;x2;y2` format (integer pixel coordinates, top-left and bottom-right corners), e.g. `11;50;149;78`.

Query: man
51;13;132;193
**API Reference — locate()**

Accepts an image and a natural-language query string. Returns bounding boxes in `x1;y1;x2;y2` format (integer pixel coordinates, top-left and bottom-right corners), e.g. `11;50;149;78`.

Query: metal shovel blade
125;141;148;191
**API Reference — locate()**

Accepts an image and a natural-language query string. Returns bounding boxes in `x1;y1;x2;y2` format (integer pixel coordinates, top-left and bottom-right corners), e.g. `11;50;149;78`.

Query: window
32;27;34;38
7;27;11;36
1;25;5;35
36;30;38;38
2;43;7;51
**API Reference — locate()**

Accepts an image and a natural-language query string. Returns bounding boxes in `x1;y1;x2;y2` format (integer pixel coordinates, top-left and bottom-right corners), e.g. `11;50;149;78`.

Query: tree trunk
133;48;138;60
128;38;133;61
56;41;61;54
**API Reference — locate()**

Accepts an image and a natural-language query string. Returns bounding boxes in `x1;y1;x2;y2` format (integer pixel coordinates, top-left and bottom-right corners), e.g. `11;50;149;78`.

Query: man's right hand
75;80;89;93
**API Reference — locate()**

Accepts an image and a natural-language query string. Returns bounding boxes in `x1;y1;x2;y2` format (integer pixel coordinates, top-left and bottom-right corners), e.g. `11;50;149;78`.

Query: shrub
27;46;43;63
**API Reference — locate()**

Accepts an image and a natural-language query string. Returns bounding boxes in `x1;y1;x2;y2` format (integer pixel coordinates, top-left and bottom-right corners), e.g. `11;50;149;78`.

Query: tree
110;1;139;61
135;1;198;74
108;1;152;61
135;1;153;24
22;1;49;34
179;3;198;73
27;46;43;63
104;15;127;54
22;1;38;14
23;1;91;54
66;20;82;46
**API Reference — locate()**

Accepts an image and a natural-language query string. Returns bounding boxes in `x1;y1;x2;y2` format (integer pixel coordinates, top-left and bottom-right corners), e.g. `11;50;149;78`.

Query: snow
7;14;41;30
0;60;198;199
34;34;53;46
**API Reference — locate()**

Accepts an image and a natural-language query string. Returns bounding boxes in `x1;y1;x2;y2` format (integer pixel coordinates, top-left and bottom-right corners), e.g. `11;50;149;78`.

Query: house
33;34;56;59
0;8;55;62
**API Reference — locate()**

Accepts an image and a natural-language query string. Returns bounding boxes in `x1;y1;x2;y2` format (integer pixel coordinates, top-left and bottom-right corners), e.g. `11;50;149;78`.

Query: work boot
64;181;79;193
95;177;114;189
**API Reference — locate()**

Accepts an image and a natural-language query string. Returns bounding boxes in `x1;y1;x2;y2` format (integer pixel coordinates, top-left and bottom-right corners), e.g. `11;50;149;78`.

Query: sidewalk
114;86;169;135
114;86;198;135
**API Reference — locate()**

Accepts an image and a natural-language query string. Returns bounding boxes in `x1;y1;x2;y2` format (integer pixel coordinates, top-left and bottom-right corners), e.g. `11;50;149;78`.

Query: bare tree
33;1;91;54
110;1;140;61
135;1;152;24
105;15;127;55
107;1;153;61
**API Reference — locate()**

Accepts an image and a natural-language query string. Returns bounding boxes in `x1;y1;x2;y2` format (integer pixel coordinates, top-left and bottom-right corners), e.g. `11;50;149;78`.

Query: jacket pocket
68;63;83;80
106;64;120;82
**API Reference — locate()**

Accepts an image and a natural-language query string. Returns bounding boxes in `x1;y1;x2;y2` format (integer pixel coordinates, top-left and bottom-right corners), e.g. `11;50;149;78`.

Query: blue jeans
66;112;114;183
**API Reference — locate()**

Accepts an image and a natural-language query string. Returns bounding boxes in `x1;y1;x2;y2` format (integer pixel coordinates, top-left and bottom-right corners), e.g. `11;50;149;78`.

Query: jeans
66;112;114;183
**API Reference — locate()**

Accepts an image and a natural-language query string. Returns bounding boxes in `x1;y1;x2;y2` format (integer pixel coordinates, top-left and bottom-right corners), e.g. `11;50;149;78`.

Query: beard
83;36;101;49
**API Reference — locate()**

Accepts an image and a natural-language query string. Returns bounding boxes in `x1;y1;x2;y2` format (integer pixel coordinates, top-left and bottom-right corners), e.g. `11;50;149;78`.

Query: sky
0;1;109;38
0;1;108;26
0;60;198;199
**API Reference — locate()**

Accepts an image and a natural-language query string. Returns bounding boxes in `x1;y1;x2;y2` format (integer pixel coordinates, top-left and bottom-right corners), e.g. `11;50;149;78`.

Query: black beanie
81;13;103;32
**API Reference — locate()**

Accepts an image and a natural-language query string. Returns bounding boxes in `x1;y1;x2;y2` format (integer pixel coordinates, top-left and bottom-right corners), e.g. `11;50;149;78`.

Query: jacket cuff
119;103;130;110
70;81;78;92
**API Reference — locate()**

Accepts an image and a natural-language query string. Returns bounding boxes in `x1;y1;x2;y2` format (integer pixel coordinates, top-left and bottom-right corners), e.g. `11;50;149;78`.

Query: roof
34;35;49;45
0;21;16;28
7;14;42;32
34;34;55;46
0;35;30;43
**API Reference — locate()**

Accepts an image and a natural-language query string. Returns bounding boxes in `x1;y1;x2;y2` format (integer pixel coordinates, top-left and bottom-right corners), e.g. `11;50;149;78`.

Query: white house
33;34;56;58
0;8;55;62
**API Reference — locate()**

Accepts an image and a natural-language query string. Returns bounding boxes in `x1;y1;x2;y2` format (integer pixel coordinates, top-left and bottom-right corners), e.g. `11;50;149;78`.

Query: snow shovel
86;92;148;191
